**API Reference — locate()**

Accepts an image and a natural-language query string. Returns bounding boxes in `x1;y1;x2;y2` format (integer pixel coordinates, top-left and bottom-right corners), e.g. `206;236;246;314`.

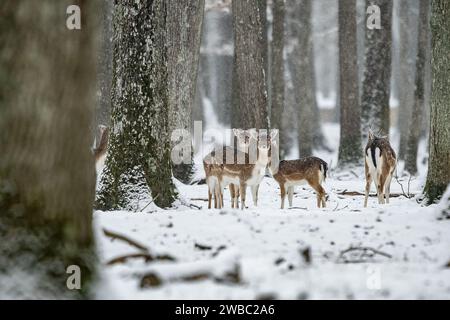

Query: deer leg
288;186;294;208
208;187;212;209
251;185;258;207
229;183;235;208
280;184;286;209
240;183;246;210
385;172;393;204
315;184;326;208
364;163;372;208
256;184;259;206
378;173;387;205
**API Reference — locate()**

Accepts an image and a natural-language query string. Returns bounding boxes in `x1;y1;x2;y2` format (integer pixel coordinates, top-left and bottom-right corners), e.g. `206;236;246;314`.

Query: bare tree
0;0;98;298
167;0;205;183
424;0;450;204
286;0;317;156
96;0;176;210
405;0;430;175
338;0;362;167
232;0;269;129
360;0;393;138
270;0;287;157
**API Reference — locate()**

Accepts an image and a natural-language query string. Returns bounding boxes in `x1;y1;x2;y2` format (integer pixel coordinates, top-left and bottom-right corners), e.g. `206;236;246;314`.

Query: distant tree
0;0;98;298
96;0;176;210
361;0;393;138
397;0;419;160
286;0;318;156
424;0;450;203
232;0;269;129
405;0;430;175
338;0;362;167
167;0;205;184
270;0;287;157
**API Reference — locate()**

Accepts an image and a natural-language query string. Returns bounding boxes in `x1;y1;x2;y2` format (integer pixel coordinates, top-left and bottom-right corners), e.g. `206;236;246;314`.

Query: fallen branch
337;191;411;198
140;194;159;212
337;246;392;263
190;197;209;202
106;253;176;266
103;228;149;252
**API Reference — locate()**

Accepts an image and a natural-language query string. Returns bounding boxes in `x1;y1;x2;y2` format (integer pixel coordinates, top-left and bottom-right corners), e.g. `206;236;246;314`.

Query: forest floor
94;124;450;299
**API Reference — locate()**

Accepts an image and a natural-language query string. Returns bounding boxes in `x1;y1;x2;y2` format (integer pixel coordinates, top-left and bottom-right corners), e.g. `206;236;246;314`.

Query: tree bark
361;0;393;138
167;0;205;184
287;0;316;157
338;0;362;167
96;0;176;210
424;0;450;203
270;0;286;157
232;0;269;130
0;0;98;298
405;0;430;175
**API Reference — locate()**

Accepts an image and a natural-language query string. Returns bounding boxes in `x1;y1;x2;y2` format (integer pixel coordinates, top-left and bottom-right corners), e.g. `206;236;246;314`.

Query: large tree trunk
0;0;98;298
397;0;419;160
424;0;450;204
405;0;430;175
167;0;205;184
96;0;176;210
338;0;362;167
287;0;316;157
232;0;269;130
270;0;286;157
361;0;393;138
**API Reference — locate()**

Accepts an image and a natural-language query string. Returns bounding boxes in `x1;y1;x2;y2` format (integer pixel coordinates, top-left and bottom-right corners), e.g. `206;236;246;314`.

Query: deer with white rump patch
364;130;397;207
271;157;328;209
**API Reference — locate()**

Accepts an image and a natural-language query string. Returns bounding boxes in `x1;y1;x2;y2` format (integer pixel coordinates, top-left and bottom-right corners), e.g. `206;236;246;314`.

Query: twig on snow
103;228;149;252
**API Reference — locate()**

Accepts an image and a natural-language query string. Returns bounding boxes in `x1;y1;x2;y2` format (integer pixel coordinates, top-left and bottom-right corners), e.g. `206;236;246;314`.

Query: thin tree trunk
338;0;362;167
0;0;98;298
167;0;205;184
405;0;430;175
424;0;450;204
287;0;316;157
361;0;393;138
397;0;418;160
96;0;176;210
270;0;286;157
232;0;269;130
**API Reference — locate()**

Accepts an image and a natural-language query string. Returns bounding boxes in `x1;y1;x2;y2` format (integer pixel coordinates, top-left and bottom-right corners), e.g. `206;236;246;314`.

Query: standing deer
364;130;397;207
93;125;109;174
203;152;224;209
271;157;328;209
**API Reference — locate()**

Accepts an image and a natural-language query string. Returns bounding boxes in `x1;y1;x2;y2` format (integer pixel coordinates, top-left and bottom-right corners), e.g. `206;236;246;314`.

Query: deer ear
249;129;258;141
270;129;279;141
368;129;374;140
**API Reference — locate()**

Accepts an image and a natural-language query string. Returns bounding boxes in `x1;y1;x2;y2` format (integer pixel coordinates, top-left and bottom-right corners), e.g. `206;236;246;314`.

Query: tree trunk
287;0;316;157
96;0;176;210
95;0;114;130
167;0;205;184
0;0;98;298
424;0;450;204
397;0;419;160
361;0;393;138
405;0;430;175
232;0;269;130
270;0;286;157
338;0;362;167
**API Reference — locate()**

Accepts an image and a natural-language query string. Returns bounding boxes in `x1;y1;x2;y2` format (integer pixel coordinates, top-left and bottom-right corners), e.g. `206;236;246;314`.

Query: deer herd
94;125;397;211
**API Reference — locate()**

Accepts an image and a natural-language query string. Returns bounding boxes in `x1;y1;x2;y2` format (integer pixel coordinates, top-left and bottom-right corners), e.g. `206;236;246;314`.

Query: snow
93;123;450;300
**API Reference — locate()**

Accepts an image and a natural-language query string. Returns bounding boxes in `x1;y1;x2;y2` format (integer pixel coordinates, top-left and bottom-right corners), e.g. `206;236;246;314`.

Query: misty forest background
0;0;449;298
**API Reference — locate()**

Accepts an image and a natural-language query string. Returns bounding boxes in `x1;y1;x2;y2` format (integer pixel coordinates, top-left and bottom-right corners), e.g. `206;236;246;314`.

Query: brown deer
93;125;109;174
364;130;397;207
220;130;277;210
271;157;328;209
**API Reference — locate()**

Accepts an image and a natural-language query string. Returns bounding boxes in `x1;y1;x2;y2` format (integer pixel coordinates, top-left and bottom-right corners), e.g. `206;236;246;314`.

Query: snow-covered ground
94;123;450;299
